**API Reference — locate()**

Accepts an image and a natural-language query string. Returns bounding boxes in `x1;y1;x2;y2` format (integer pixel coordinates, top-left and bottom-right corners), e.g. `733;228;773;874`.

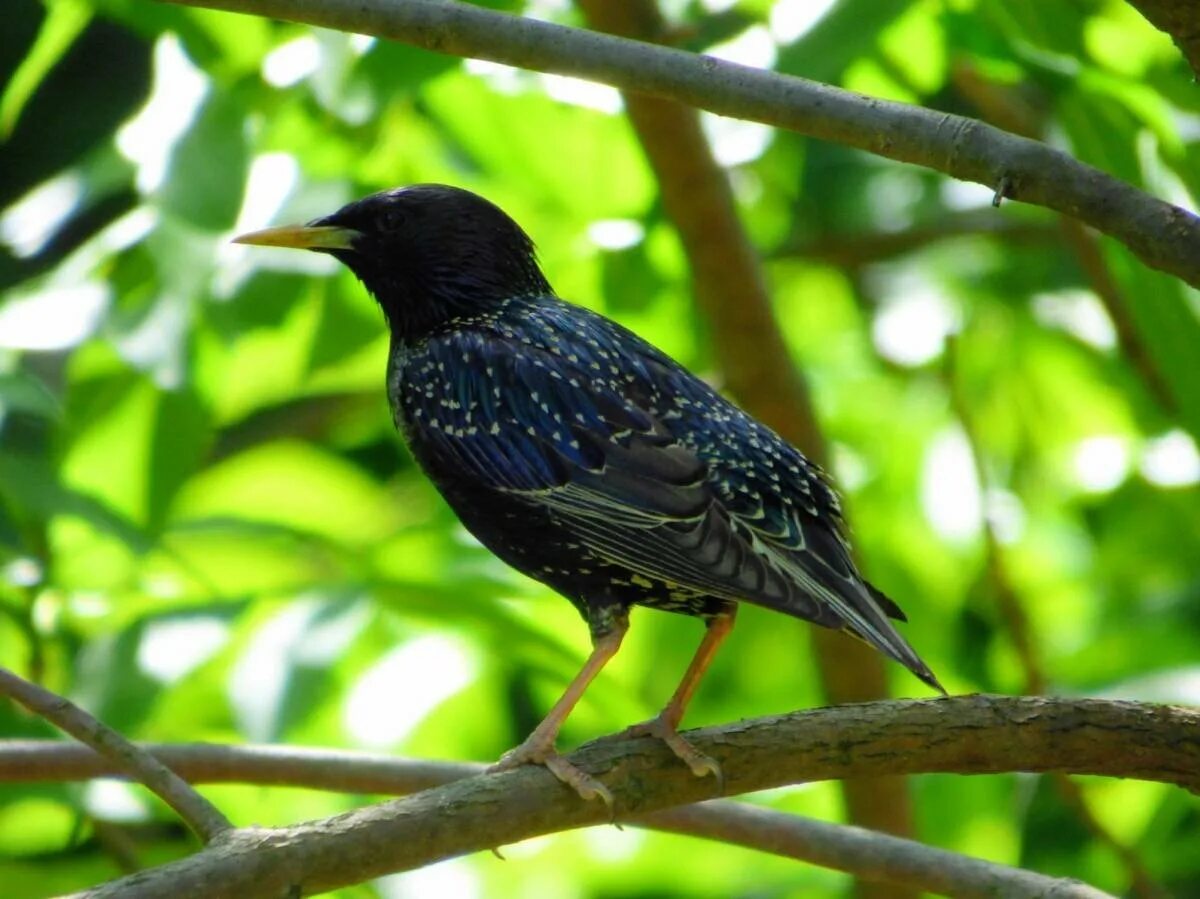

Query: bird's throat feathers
356;249;552;340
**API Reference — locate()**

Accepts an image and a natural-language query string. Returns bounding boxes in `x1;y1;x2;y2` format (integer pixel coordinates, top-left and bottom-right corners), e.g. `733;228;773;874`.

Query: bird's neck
369;272;551;343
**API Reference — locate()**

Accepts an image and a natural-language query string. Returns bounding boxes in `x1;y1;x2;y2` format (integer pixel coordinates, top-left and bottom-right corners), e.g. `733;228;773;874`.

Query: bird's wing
399;322;938;689
401;331;923;661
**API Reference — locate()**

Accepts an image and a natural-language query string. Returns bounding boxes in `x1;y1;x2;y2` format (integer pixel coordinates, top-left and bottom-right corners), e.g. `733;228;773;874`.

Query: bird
235;184;943;805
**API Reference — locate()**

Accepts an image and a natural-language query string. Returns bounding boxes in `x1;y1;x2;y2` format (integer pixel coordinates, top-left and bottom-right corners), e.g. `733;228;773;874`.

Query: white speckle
138;616;229;684
0;282;109;351
770;0;837;43
0;171;85;258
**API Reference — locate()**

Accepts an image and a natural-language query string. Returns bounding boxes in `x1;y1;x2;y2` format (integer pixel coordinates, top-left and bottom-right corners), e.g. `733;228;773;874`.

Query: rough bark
55;695;1199;898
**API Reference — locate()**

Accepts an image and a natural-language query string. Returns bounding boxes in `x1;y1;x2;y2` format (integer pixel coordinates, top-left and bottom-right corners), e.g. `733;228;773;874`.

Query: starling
235;184;942;804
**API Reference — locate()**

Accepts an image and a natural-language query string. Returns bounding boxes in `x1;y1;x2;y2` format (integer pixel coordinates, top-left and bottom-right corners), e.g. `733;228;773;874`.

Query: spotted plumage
235;184;942;801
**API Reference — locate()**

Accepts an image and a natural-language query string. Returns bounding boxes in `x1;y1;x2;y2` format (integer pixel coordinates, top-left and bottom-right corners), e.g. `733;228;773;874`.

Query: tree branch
0;738;1116;898
47;695;1199;897
774;212;1058;269
0;666;232;845
160;0;1200;288
642;804;1115;899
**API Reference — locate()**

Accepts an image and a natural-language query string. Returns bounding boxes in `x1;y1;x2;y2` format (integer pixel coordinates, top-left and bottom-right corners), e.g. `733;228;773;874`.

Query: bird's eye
379;209;406;231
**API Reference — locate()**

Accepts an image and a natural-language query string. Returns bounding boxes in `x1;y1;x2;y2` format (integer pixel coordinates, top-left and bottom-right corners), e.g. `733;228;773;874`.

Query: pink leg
490;615;628;805
622;608;736;788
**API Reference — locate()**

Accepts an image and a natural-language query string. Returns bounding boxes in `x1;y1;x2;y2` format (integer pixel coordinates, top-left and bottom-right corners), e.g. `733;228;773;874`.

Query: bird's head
235;184;550;337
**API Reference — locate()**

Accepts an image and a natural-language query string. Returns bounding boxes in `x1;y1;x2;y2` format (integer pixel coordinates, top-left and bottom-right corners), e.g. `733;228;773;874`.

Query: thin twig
0;739;1115;899
158;0;1200;288
775;213;1057;269
644;803;1115;899
0;667;232;844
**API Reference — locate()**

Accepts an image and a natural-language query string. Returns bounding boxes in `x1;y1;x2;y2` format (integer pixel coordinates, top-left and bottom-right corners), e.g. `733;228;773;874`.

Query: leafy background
2;0;1199;896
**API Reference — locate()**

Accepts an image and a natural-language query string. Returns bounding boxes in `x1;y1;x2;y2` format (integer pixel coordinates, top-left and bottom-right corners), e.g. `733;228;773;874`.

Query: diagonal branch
0;739;1114;899
160;0;1200;288
774;212;1059;269
0;667;232;845
643;803;1114;899
58;695;1200;897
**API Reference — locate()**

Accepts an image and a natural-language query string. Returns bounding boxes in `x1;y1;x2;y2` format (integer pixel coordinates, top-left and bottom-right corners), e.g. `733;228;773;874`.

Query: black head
235;184;551;338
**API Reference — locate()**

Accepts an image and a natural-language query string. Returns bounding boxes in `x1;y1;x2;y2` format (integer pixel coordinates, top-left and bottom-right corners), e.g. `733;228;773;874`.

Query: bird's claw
489;742;614;810
622;716;725;794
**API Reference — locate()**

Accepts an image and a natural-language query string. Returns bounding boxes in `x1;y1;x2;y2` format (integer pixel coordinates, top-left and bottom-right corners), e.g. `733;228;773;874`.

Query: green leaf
171;440;400;546
775;0;905;83
159;89;250;230
0;0;92;136
0;452;152;554
1105;247;1200;442
0;371;61;421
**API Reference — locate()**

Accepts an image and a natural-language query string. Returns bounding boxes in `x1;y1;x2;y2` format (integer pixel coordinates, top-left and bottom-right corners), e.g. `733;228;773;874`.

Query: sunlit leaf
0;0;91;136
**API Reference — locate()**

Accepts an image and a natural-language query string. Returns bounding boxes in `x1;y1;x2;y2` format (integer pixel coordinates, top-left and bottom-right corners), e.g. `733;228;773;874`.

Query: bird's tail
842;582;945;695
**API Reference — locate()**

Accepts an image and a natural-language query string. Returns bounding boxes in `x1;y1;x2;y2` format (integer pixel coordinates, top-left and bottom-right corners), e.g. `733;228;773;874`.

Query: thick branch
161;0;1200;288
0;667;232;844
1;740;1114;898
61;695;1199;897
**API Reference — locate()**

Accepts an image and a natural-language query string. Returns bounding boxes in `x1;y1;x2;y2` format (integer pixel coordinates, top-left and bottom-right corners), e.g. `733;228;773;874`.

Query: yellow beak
233;224;361;250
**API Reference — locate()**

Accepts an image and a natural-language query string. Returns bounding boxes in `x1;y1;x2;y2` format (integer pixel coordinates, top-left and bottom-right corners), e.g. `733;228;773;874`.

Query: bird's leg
621;606;736;788
490;612;628;806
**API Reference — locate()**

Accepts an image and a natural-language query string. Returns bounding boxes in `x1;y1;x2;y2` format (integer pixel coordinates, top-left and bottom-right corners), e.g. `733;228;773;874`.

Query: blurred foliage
1;0;1199;896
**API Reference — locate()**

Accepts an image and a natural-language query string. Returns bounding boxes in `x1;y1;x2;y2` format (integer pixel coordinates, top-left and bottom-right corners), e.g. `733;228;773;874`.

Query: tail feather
841;594;945;695
866;582;908;622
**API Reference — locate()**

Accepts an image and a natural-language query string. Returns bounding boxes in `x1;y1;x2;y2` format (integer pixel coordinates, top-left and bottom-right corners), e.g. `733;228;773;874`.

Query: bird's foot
621;715;724;792
489;740;614;808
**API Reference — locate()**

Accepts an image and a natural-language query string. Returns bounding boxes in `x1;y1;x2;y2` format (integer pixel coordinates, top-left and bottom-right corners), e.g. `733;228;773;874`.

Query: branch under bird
235;184;944;806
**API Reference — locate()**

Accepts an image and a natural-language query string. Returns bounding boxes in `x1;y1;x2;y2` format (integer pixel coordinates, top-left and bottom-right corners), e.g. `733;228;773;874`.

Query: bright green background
1;0;1198;896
